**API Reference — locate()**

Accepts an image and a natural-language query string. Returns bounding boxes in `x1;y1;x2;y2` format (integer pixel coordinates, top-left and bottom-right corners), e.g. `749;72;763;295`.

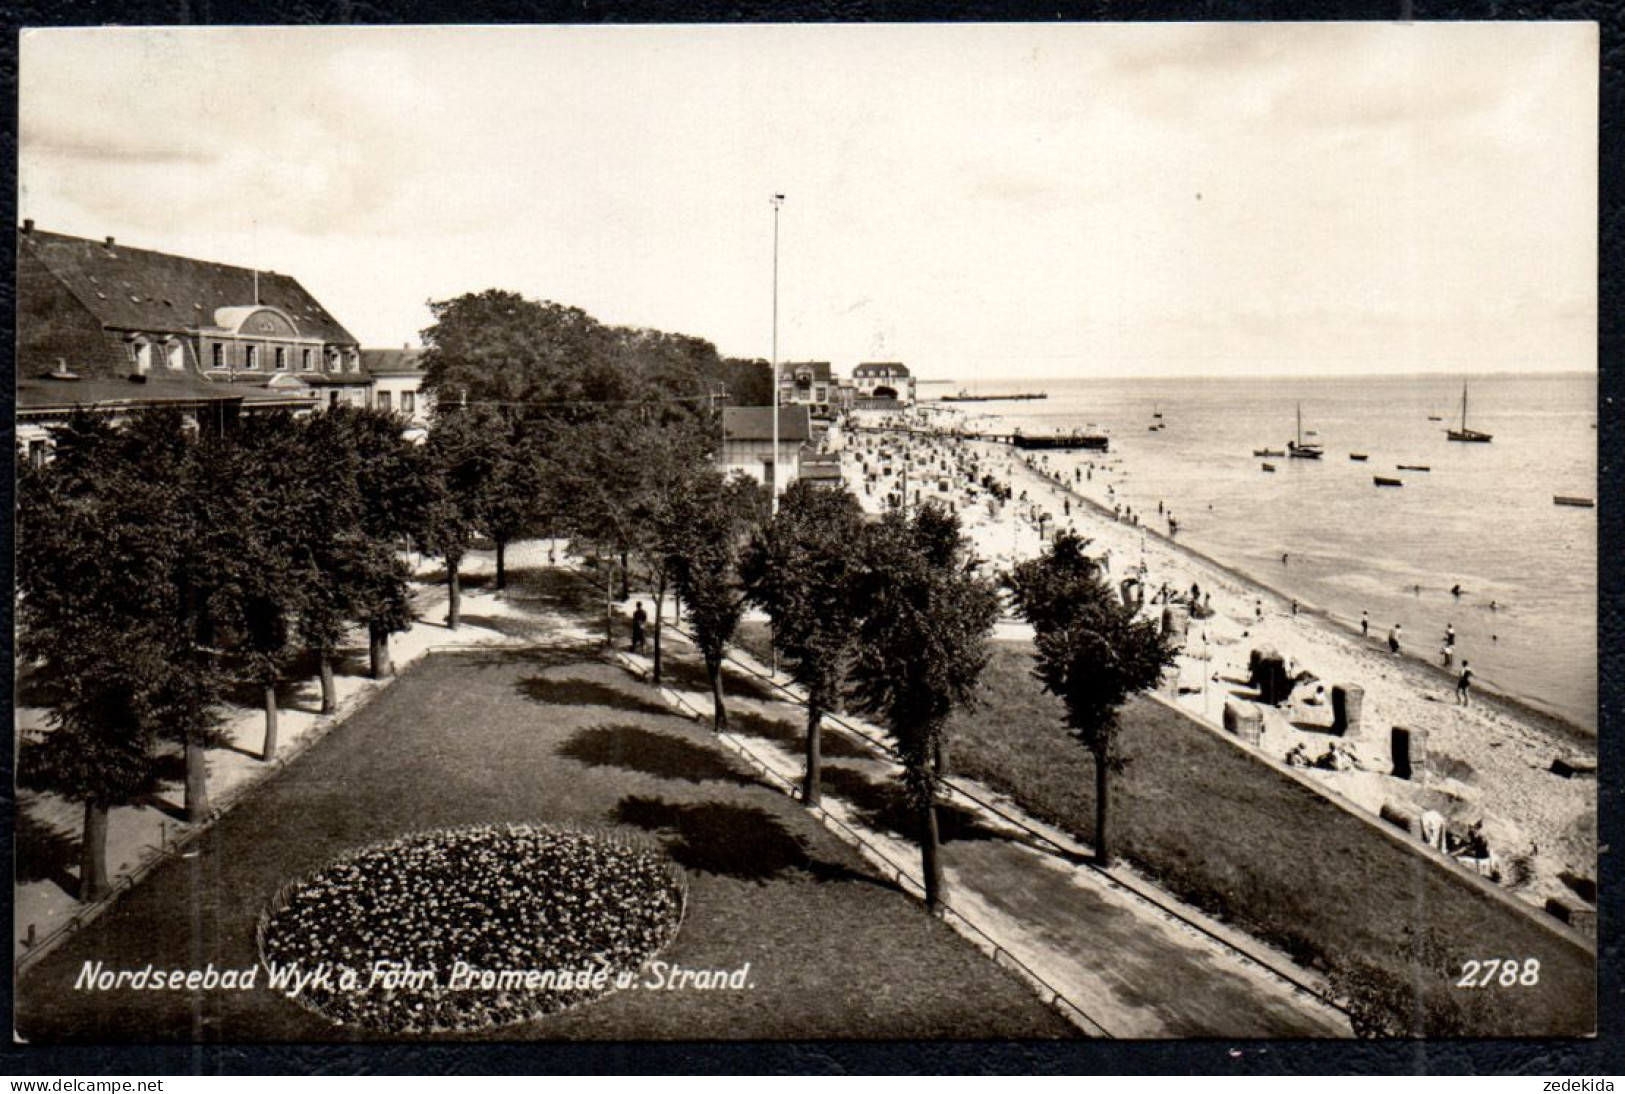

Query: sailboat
1446;383;1492;443
1288;403;1323;459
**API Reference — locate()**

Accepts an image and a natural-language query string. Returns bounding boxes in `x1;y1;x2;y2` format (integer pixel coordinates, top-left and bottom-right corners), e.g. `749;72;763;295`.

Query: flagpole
771;193;784;515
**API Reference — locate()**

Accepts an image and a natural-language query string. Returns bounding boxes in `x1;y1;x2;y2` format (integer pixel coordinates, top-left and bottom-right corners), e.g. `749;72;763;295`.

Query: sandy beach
833;420;1596;918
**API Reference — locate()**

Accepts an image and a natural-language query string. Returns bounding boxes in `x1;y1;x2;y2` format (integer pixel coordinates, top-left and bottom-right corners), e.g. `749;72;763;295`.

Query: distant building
778;361;835;414
17;224;361;456
720;405;812;493
852;362;915;406
361;346;433;434
798;451;844;489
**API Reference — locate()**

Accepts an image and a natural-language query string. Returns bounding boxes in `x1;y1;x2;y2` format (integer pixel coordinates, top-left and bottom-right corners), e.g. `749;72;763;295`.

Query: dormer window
212;343;224;369
302;349;313;372
133;340;152;375
244;345;258;370
167;342;185;371
347;350;360;374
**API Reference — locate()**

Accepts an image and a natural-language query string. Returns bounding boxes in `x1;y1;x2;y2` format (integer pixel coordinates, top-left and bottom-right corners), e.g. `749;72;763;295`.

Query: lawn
943;642;1594;1038
15;571;1071;1042
733;621;1592;1036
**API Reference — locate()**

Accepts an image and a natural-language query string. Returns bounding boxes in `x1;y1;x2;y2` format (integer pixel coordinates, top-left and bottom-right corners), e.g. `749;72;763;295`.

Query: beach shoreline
836;418;1597;918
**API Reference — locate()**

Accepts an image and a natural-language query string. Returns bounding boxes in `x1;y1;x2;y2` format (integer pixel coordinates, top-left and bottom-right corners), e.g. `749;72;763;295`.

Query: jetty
938;391;1049;403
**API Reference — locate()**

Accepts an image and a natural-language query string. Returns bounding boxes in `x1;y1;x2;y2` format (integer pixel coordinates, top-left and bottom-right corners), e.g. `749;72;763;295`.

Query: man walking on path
1457;661;1474;706
630;601;648;654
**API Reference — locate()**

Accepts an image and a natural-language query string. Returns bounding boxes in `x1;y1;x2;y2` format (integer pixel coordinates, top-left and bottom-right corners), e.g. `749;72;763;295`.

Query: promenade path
634;620;1351;1039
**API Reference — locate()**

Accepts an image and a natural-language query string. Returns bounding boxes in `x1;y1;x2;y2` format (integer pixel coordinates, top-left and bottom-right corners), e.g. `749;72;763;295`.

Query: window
329;391;340;407
275;347;287;371
401;391;415;414
133;341;152;375
244;345;258;370
376;390;392;412
327;351;340;373
167;342;185;370
212;343;224;369
302;349;313;372
27;440;48;468
348;350;360;374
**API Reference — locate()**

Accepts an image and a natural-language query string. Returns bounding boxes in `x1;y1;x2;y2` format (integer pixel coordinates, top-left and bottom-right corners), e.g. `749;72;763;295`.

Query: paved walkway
627;620;1351;1038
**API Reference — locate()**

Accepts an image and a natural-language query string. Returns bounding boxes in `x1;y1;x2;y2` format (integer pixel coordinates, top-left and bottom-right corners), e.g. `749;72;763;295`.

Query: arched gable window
167;342;185;370
133;339;152;375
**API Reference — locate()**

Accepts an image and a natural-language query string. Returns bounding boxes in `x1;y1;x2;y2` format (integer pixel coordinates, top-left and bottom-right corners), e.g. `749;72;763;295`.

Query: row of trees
19;292;770;905
18;406;423;900
669;477;1177;913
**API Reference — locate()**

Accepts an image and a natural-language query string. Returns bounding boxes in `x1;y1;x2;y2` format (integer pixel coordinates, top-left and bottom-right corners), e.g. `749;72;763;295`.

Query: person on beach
1456;661;1474;705
631;602;648;654
1361;610;1369;637
1445;623;1456;646
1291;598;1299;616
1441;641;1454;668
1389;625;1402;654
1281;552;1289;565
1452;583;1463;598
1255;599;1264;622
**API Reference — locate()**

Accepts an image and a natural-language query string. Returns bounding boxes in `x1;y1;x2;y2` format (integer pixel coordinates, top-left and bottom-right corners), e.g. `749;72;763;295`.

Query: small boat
1262;463;1276;472
1152;403;1163;420
1374;476;1403;487
1427;415;1443;422
1253;448;1285;457
1554;495;1595;508
1446;383;1492;443
1349;453;1369;461
1397;464;1430;472
1148;425;1159;431
1288;403;1323;459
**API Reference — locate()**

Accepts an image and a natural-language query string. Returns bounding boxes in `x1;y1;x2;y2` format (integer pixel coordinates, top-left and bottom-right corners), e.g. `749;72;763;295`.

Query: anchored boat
1374;476;1403;487
1554;495;1595;508
1288;404;1323;459
1446;383;1493;443
1349;453;1369;461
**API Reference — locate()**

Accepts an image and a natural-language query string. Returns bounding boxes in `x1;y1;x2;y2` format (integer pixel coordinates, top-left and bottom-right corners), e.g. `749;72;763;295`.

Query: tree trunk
318;651;337;715
1094;746;1112;867
921;798;943;914
369;623;393;680
495;538;508;591
184;735;210;823
804;702;823;807
603;556;615;648
618;551;630;601
652;577;666;685
262;684;279;762
933;735;951;778
706;652;727;729
79;801;109;903
447;560;462;629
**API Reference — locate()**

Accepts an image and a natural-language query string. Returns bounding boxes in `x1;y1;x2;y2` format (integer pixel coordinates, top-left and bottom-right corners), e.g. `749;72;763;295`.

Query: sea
953;372;1597;732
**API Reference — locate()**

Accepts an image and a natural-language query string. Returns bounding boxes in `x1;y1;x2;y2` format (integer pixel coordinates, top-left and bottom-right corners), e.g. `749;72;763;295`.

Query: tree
16;412;219;894
203;412;310;761
668;470;767;728
340;407;431;677
420;405;503;629
741;480;868;806
846;503;999;913
1006;530;1177;867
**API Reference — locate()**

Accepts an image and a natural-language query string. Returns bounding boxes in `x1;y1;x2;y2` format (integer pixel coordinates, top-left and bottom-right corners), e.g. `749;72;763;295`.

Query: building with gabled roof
17;224;369;460
720;405;812;494
851;361;915;406
361;345;434;435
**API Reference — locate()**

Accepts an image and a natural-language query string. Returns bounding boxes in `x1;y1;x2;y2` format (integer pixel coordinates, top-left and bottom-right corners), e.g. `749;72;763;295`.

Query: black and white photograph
10;21;1598;1049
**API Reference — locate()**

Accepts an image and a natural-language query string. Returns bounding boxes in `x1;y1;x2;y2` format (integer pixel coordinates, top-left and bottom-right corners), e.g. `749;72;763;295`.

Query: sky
19;22;1598;381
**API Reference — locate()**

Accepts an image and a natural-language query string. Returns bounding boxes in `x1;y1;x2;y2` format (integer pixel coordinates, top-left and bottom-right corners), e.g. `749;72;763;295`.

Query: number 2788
1457;958;1540;987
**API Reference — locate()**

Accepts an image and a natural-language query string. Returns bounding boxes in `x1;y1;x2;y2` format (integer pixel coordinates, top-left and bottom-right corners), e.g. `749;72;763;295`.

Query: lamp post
771;193;784;514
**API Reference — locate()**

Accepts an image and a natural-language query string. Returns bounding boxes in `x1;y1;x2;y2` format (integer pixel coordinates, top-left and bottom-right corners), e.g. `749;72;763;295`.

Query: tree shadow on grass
560;723;758;789
658;657;782;704
612;796;889;889
517;676;672;718
727;709;874;762
819;764;1004;846
457;613;556;642
503;568;604;618
15;807;79;897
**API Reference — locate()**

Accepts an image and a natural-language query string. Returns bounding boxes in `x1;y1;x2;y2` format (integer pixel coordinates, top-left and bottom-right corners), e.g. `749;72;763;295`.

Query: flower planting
257;824;687;1033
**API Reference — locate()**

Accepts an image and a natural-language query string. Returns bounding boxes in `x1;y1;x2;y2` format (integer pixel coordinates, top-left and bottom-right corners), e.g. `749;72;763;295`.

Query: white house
851;362;915;406
720;405;811;494
361;346;433;435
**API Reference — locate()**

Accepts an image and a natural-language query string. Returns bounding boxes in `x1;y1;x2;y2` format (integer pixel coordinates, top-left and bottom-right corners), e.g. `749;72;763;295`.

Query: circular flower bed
257;824;686;1033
